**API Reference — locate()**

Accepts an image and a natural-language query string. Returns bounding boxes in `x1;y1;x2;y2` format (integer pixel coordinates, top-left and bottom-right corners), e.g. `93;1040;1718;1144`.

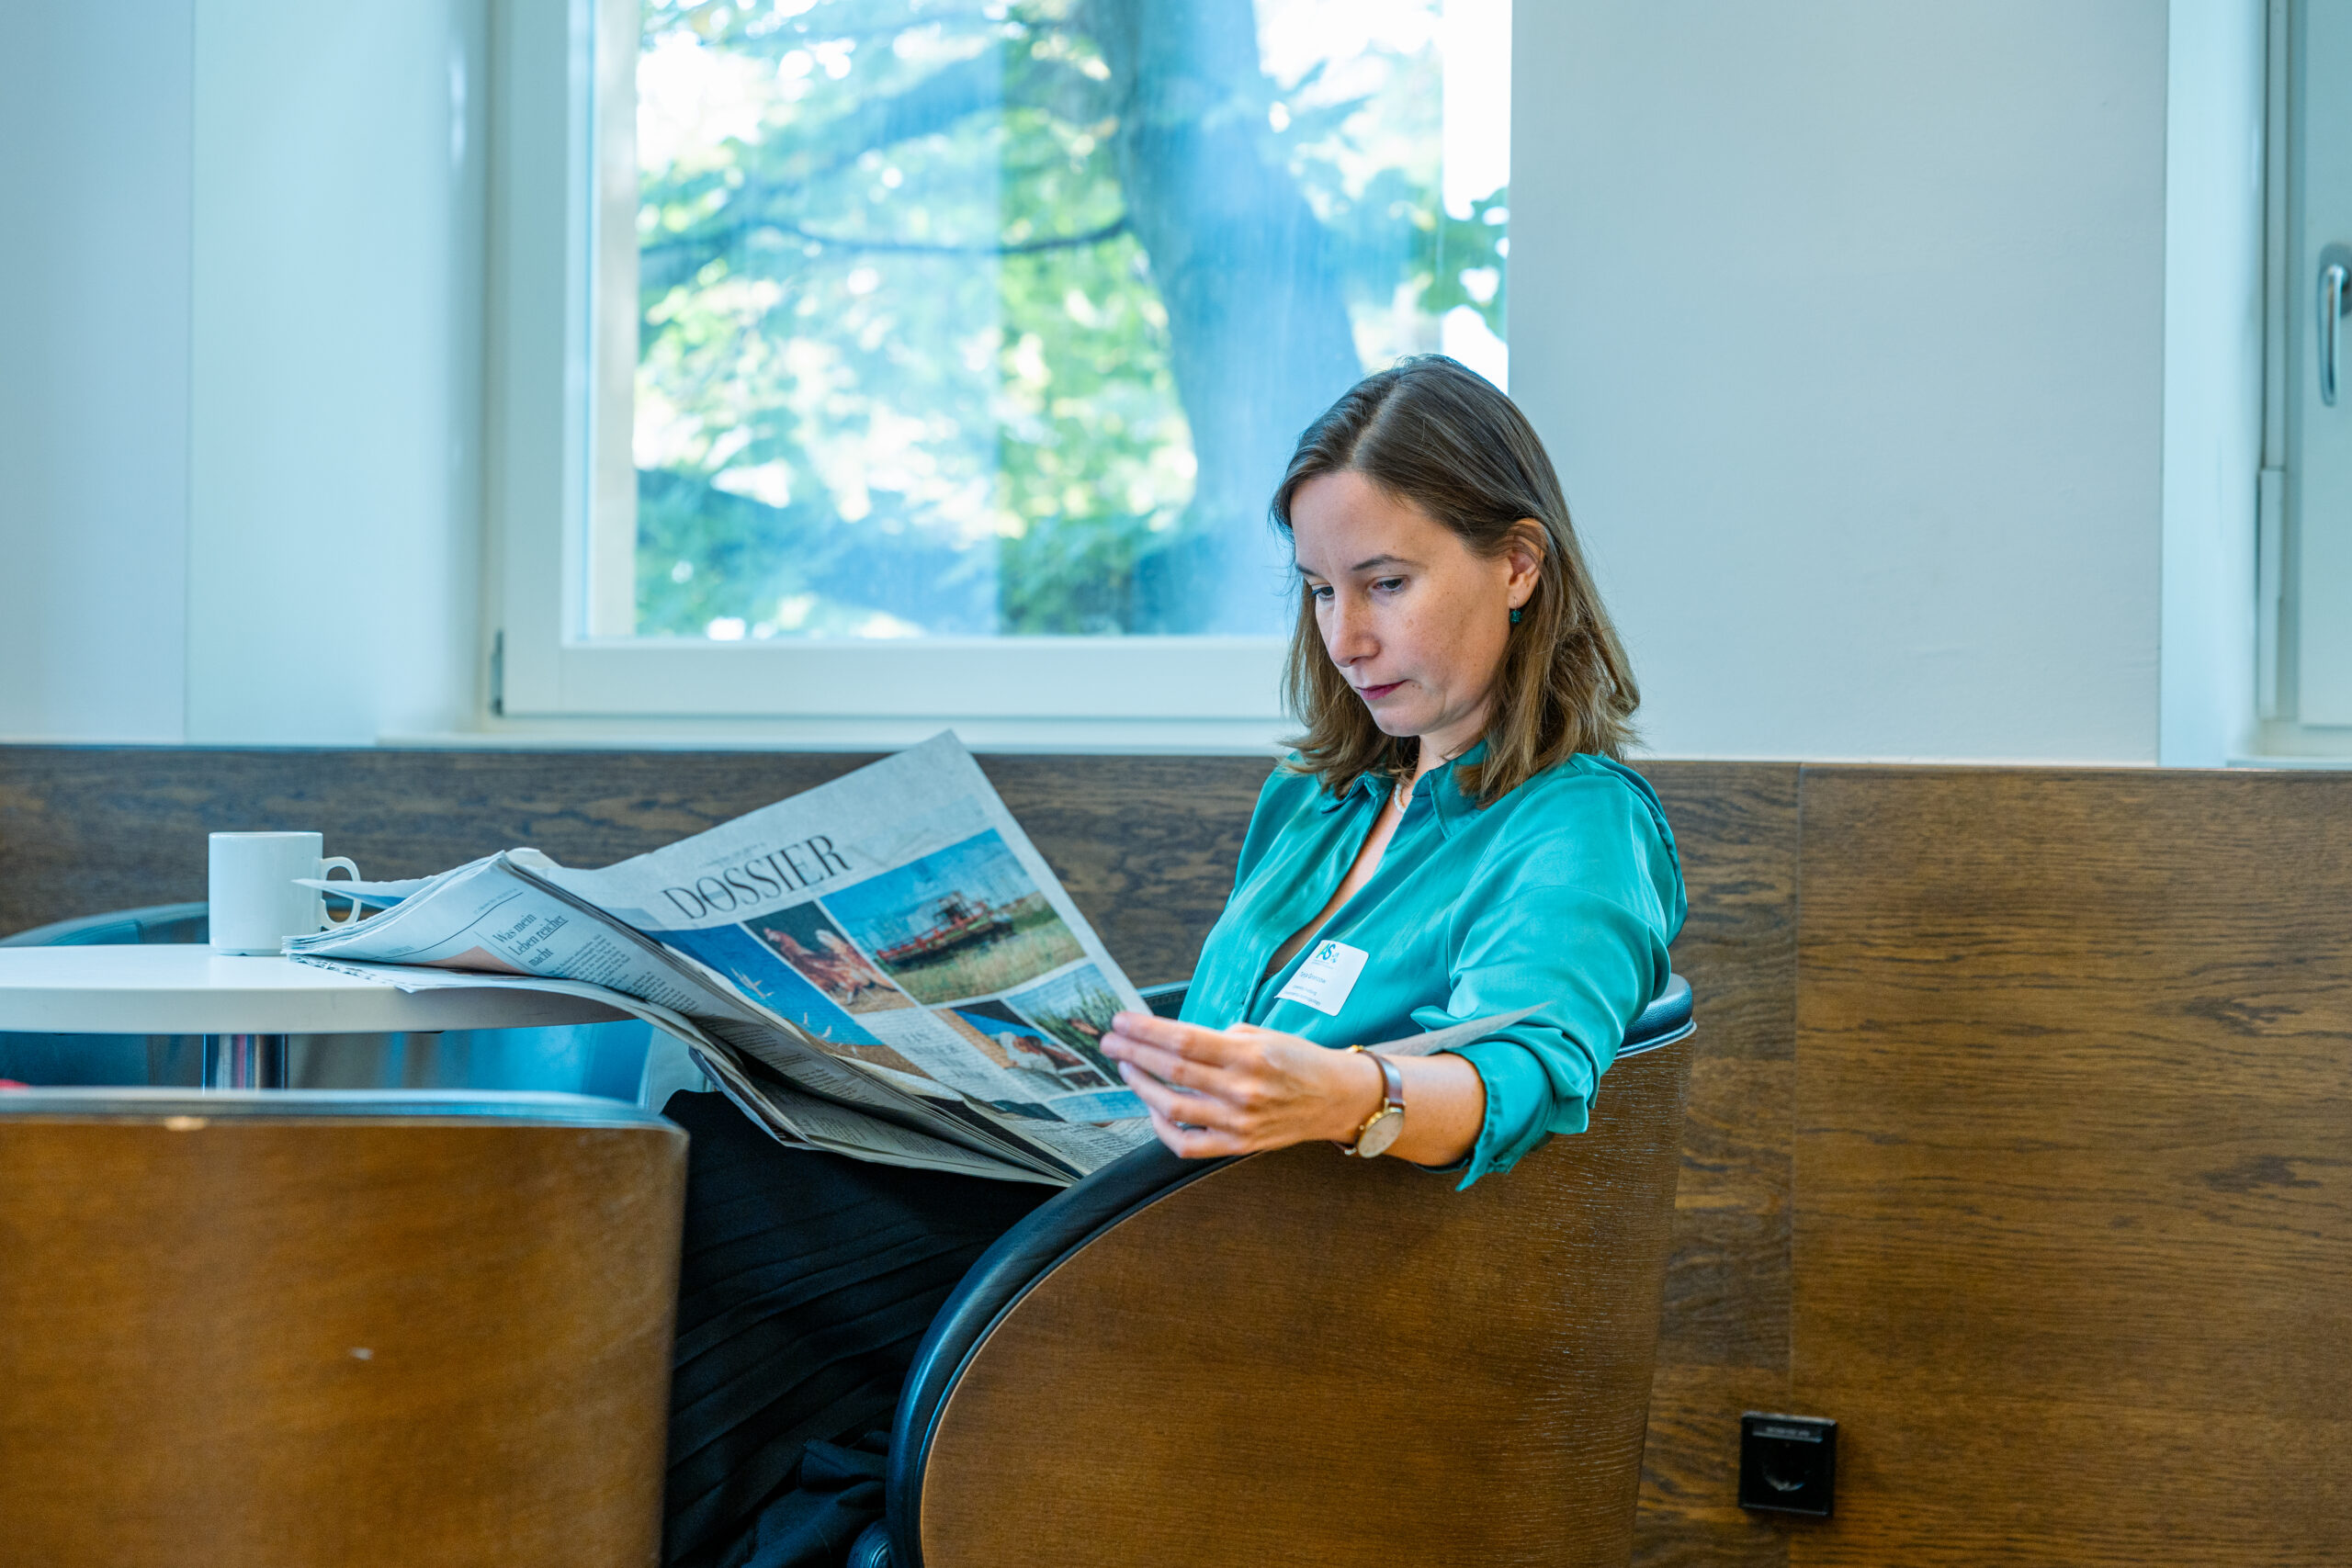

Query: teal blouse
1179;745;1685;1187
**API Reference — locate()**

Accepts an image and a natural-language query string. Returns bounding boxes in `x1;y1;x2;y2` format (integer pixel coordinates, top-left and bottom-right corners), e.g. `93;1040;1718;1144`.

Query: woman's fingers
1118;1061;1239;1130
1144;1101;1248;1160
1106;1011;1248;1066
1115;1062;1188;1120
1102;1031;1228;1093
1109;1017;1357;1156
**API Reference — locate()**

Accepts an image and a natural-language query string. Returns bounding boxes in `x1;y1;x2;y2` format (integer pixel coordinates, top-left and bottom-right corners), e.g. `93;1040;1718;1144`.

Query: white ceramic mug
208;832;364;955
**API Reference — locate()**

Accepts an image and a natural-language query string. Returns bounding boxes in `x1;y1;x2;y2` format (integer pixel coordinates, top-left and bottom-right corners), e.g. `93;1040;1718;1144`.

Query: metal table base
204;1034;288;1089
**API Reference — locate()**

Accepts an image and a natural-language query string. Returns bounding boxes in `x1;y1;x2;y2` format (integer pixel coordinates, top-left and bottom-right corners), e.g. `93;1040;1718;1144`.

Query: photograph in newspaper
814;829;1086;1005
948;999;1115;1090
658;920;905;1056
832;1003;1111;1121
655;893;1144;1125
1002;963;1125;1078
741;903;903;1013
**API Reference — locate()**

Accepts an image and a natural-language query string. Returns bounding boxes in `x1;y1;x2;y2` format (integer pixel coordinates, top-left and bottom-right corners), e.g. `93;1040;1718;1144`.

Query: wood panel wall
1;747;2343;1563
1792;769;2352;1566
0;748;1266;986
1628;763;1799;1568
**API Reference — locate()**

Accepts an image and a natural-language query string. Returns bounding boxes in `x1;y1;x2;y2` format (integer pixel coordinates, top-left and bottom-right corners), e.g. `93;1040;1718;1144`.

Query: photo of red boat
819;829;1086;1004
868;891;1012;966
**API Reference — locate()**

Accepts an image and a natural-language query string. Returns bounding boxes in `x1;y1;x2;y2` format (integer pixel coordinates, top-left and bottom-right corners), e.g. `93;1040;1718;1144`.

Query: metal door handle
2323;252;2352;407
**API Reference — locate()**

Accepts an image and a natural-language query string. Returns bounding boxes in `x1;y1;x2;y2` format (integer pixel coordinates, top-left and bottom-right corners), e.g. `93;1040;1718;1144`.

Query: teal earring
1510;607;1523;625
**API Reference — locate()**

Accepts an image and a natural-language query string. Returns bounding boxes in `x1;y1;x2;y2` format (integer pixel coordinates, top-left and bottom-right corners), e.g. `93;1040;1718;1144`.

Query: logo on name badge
1276;940;1368;1017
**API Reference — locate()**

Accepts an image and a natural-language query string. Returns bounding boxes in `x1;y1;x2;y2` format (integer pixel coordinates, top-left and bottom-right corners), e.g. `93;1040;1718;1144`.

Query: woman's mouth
1356;681;1404;702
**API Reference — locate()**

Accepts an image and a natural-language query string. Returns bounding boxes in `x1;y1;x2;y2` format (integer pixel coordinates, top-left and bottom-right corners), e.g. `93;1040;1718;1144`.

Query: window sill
2235;718;2352;765
386;715;1290;755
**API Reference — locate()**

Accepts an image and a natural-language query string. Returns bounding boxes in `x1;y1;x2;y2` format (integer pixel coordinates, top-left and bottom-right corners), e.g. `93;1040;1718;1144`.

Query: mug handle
318;856;365;927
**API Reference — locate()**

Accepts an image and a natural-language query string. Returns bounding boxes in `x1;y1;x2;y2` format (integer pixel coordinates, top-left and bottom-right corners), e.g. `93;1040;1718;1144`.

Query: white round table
0;946;629;1089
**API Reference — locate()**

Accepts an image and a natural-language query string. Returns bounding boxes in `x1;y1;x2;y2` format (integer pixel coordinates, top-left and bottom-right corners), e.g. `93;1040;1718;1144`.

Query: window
490;0;1510;742
2271;0;2352;747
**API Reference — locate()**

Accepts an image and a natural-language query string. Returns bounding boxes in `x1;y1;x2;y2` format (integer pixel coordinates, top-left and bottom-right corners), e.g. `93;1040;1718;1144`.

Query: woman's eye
1307;584;1334;603
1373;577;1406;593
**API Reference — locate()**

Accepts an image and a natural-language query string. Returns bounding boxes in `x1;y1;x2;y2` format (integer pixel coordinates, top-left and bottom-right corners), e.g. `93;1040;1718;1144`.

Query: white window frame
2259;0;2352;758
483;0;1289;750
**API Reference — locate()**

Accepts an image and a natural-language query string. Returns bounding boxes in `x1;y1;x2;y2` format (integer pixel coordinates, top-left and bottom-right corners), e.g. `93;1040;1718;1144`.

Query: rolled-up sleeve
1416;781;1680;1188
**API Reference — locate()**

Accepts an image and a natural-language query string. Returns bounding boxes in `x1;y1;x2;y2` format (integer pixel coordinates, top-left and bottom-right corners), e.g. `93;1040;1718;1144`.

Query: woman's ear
1505;520;1546;607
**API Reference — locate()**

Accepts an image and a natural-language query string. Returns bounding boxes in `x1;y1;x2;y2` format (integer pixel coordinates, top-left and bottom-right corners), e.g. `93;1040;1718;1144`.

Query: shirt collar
1423;739;1487;837
1317;739;1488;838
1316;770;1378;814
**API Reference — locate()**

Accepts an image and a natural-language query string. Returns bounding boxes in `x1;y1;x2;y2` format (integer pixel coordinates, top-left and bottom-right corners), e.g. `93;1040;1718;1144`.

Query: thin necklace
1394;740;1468;813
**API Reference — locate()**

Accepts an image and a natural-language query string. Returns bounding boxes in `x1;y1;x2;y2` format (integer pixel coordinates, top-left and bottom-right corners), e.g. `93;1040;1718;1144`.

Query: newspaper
287;734;1151;1183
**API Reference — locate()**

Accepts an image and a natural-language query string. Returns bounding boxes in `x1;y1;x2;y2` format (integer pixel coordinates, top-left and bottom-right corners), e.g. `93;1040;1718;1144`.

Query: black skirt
662;1093;1053;1568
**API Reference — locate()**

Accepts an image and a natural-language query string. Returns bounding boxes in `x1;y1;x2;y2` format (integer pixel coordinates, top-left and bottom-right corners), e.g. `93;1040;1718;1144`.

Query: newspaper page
526;734;1153;1166
297;957;1060;1183
283;845;1074;1171
287;850;1086;1180
287;734;1153;1179
288;853;751;1019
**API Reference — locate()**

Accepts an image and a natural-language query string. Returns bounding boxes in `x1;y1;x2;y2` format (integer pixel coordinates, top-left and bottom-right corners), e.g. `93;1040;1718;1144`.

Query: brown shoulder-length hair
1272;355;1638;804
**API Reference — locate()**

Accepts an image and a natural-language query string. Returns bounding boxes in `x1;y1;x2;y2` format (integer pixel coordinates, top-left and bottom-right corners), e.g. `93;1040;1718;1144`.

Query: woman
662;355;1683;1568
1102;354;1683;1176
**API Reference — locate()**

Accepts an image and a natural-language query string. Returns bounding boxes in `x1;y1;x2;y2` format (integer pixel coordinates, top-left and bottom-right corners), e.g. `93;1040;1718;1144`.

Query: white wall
2160;0;2267;764
0;2;194;742
1513;0;2263;762
187;0;487;745
0;0;485;746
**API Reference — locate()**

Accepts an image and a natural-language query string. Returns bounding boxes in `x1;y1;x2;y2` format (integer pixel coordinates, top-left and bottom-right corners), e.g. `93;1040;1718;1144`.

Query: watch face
1355;1107;1404;1159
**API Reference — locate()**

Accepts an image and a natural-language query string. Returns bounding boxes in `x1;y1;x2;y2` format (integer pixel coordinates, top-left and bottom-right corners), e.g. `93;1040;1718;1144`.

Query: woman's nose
1324;598;1376;661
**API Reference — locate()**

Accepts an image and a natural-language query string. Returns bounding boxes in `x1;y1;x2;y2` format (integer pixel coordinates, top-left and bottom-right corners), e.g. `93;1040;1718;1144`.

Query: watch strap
1337;1044;1406;1156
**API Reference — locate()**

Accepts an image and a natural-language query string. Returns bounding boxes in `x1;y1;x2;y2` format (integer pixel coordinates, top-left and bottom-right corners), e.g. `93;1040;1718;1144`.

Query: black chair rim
1;901;209;948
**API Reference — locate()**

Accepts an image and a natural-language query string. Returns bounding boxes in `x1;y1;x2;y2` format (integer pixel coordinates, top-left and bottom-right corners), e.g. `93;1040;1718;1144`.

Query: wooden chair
0;1089;686;1568
875;976;1695;1568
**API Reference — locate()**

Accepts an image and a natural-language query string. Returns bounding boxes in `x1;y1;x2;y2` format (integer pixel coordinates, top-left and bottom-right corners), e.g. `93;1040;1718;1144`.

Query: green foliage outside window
628;0;1507;639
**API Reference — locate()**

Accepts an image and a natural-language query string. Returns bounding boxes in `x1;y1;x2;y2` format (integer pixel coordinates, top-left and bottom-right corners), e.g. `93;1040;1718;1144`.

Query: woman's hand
1100;1012;1384;1159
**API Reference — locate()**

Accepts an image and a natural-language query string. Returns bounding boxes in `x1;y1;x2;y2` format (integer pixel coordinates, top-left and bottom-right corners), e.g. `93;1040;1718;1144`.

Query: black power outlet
1737;1412;1837;1517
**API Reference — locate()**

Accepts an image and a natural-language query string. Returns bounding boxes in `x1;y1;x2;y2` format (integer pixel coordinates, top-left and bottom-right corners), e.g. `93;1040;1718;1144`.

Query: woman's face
1290;468;1541;758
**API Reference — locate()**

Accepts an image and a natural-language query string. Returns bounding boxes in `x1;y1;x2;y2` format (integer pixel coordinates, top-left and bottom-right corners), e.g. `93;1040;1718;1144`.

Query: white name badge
1276;940;1369;1017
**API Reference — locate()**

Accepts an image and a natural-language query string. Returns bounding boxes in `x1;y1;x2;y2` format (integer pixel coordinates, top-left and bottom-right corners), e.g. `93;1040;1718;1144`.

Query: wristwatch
1339;1044;1406;1158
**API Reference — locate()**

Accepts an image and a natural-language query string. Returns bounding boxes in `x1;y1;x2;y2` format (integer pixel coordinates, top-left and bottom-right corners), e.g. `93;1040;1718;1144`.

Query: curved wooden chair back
894;1013;1694;1568
0;1089;685;1568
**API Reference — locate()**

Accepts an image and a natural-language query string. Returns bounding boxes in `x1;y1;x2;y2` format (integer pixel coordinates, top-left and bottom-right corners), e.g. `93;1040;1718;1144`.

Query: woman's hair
1271;355;1639;804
